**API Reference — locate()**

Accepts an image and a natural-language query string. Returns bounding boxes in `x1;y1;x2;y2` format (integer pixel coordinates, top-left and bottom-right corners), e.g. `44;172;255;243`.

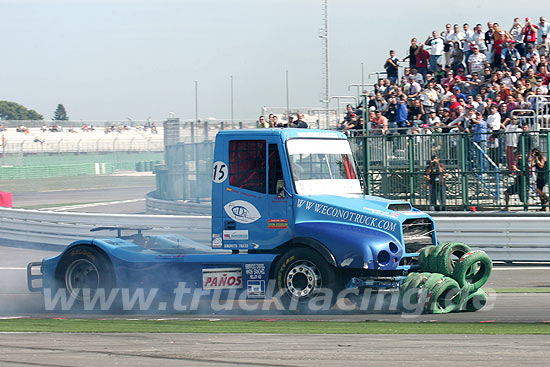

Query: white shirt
427;37;445;55
471;32;487;50
468;52;487;73
510;25;524;43
464;29;475;42
537;22;550;44
505;123;521;147
486;113;501;131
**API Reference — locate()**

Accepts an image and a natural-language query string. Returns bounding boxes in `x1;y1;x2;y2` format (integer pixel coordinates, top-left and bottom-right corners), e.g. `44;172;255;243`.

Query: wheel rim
285;260;322;298
65;259;100;301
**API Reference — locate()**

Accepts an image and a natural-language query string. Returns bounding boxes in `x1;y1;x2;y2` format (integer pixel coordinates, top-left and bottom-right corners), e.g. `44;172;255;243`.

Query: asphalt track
2;185;550;365
1;245;549;322
12;185;154;214
0;333;548;366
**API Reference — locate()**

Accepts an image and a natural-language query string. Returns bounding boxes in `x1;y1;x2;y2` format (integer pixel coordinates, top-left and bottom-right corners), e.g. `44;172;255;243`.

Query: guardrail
1;207;549;262
0;207;210;247
433;214;550;262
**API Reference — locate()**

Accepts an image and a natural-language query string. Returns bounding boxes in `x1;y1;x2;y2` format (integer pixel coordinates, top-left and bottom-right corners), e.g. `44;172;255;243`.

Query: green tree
53;104;69;120
0;100;43;120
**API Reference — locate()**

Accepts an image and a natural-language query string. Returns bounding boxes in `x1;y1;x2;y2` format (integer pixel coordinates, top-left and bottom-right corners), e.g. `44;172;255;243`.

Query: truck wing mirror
276;180;286;198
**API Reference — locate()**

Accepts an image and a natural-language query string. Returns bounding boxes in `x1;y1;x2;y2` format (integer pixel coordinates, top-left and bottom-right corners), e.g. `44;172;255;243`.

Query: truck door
220;138;291;250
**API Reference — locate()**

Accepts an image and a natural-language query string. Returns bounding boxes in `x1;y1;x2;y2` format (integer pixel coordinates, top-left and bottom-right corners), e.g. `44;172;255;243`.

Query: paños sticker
202;268;243;290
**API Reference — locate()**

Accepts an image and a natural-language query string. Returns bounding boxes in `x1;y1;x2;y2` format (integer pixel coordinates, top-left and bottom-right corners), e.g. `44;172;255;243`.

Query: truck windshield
286;138;362;195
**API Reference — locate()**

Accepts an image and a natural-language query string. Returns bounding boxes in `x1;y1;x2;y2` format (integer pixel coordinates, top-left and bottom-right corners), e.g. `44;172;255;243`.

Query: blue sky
1;0;548;120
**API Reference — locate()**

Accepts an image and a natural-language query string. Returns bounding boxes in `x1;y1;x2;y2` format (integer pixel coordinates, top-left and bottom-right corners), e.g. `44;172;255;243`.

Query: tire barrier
458;288;488;312
452;250;493;292
400;245;492;314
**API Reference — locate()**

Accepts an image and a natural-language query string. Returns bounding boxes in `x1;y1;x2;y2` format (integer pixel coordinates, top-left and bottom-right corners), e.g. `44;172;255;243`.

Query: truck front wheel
273;248;340;311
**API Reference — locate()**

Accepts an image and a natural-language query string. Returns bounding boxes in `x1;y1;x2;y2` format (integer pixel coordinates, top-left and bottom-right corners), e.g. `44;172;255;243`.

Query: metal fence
350;130;550;211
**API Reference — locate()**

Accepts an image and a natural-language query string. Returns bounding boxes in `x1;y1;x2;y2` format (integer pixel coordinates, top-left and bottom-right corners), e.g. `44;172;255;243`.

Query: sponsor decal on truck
202;268;243;290
224;200;261;224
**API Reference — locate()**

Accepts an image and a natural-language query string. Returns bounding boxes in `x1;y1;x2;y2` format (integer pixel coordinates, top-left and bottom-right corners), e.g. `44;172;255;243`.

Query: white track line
494;267;550;270
47;198;145;211
0;268;27;270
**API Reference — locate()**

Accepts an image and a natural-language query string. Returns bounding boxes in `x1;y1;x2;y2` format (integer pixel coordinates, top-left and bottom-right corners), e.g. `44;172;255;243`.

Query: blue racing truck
28;129;445;312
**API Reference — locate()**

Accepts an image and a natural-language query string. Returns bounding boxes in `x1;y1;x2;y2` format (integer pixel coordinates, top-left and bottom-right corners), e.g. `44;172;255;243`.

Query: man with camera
425;155;446;211
530;148;549;211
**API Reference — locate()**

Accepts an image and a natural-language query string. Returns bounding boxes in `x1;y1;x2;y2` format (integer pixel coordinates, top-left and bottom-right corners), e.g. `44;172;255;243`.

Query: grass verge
0;319;549;334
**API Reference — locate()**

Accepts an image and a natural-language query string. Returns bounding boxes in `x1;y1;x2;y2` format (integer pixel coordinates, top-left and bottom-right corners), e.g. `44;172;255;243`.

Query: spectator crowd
337;16;550;210
337;17;549;139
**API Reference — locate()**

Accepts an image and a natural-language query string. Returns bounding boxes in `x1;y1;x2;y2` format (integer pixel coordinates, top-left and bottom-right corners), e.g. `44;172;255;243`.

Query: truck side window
268;144;283;195
229;140;266;193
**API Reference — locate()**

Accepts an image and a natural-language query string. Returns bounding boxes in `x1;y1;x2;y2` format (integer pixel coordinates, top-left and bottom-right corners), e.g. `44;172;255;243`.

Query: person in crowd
373;110;389;134
396;94;410;134
443;24;454;66
503;115;521;170
517;123;533;156
435;64;446;83
501;41;521;71
504;153;528;210
426;31;445;72
403;38;418;69
469;45;488;74
425;154;447;211
530;147;549;211
523;17;539;48
384;50;400;85
409;99;425;126
509;18;525;56
258;115;269;128
338;113;360;132
291;112;308;128
537;17;550;45
414;43;430;76
486;104;502;163
374;92;388;112
525;43;540;64
450;42;465;72
537;34;550;59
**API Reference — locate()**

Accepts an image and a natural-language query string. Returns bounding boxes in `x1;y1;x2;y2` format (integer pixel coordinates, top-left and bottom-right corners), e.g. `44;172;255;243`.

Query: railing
350;130;550;211
527;95;550;130
1;207;549;262
0;207;210;246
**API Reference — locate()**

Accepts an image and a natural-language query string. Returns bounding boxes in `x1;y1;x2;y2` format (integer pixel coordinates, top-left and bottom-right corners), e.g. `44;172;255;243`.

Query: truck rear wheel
55;246;116;311
273;248;339;312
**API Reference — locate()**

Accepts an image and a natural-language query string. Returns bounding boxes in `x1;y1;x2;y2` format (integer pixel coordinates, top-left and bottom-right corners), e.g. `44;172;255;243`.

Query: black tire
273;248;339;312
417;246;436;271
437;242;472;277
54;246;117;312
453;250;493;292
425;277;461;314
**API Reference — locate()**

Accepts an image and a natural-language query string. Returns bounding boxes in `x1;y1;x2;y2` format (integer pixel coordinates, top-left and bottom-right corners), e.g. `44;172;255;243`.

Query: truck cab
211;129;436;284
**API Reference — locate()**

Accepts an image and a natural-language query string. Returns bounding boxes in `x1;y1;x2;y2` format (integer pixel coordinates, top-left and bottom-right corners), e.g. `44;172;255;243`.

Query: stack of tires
399;242;492;314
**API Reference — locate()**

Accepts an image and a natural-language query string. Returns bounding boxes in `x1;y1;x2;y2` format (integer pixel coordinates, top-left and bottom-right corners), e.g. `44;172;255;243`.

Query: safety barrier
1;207;549;261
0;207;210;246
432;214;550;262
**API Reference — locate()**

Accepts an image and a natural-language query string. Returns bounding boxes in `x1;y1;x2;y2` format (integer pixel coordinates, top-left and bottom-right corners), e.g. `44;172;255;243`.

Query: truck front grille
402;218;434;253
